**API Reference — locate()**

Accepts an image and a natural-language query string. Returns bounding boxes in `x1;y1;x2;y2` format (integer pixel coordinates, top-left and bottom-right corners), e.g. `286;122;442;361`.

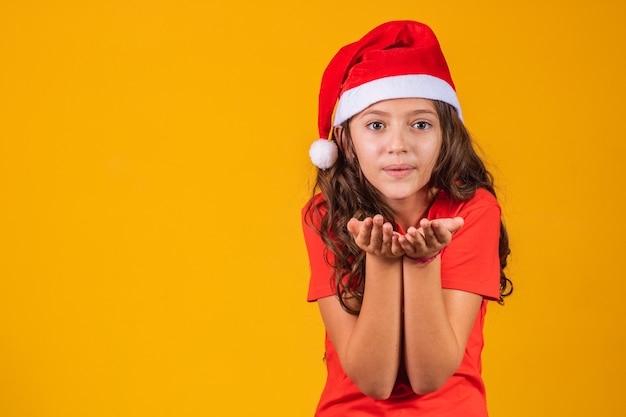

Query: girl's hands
347;215;464;259
347;215;404;258
398;217;464;259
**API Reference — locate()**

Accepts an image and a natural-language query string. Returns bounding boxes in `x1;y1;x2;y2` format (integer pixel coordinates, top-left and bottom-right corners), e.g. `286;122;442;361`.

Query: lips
383;164;414;179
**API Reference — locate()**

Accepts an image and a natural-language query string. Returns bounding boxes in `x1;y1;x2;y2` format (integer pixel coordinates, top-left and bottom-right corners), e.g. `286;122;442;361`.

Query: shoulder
302;193;336;302
437;188;502;299
302;193;327;228
430;188;500;220
467;188;499;208
302;193;326;214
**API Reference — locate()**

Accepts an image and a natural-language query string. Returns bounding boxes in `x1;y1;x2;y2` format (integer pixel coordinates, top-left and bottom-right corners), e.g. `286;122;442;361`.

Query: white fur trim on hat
333;74;462;126
309;139;338;170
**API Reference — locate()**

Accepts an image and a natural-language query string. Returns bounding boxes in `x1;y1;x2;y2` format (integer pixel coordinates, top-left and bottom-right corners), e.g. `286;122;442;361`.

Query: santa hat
309;20;462;169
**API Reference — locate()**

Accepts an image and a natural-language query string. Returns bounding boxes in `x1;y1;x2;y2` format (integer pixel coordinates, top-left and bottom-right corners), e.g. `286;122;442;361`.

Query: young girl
302;21;512;416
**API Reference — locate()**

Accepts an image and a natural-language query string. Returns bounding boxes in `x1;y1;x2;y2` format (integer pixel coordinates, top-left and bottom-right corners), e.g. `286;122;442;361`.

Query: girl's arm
317;215;404;400
402;258;482;394
399;219;482;394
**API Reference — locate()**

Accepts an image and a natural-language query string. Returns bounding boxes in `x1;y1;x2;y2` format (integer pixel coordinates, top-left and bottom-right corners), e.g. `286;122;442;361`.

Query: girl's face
345;98;442;207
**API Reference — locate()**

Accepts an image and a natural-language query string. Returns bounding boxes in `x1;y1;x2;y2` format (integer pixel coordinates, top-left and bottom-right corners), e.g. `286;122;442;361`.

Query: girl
302;21;512;416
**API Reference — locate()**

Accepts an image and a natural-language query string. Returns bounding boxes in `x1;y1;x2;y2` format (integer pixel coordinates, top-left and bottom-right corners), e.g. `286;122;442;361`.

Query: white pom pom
309;139;338;169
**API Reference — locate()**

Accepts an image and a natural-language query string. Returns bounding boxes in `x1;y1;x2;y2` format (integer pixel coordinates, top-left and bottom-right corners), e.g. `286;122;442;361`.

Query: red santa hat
309;20;462;169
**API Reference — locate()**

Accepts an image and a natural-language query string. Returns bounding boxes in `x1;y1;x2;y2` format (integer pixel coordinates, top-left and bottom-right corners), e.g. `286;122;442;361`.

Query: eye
413;121;431;130
367;121;385;131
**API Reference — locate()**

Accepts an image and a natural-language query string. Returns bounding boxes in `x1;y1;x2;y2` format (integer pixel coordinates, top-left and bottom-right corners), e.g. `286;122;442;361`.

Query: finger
420;220;437;244
451;216;464;233
398;233;423;257
400;227;423;255
440;216;464;234
368;215;385;248
430;220;451;244
390;234;405;256
346;218;361;238
404;227;423;244
428;216;464;235
381;222;395;253
398;235;415;255
357;217;373;246
381;222;394;243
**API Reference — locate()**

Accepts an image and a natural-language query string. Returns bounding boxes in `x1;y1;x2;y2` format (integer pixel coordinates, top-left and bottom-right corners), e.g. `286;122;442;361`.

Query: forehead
356;98;437;116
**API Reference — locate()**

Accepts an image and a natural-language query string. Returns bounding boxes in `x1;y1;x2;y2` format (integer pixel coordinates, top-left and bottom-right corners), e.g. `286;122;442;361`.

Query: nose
387;127;407;154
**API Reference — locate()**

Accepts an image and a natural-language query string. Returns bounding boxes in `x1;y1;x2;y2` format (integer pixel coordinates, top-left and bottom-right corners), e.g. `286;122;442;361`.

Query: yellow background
1;1;624;416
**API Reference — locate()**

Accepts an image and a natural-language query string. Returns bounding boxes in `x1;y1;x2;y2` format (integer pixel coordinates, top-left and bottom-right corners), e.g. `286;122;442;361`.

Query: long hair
305;100;512;314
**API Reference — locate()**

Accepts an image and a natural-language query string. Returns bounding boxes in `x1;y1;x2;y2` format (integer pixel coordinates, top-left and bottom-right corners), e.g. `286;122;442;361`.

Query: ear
333;126;344;146
334;125;357;163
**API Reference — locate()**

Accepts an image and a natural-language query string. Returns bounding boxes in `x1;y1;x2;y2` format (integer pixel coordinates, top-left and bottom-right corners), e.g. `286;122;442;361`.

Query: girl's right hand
347;214;404;258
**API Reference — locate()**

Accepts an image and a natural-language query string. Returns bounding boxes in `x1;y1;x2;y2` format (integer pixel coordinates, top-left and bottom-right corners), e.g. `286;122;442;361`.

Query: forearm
402;257;463;394
341;255;403;399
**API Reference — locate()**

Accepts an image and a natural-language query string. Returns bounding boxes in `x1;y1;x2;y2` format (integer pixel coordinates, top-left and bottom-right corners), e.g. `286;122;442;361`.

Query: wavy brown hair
305;100;512;314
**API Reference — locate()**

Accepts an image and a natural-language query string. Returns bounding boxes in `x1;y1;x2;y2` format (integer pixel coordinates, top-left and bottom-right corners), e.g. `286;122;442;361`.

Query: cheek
352;140;380;162
416;142;441;165
428;147;441;165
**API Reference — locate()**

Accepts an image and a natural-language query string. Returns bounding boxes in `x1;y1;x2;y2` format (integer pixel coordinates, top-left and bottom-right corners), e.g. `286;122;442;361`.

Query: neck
387;188;438;231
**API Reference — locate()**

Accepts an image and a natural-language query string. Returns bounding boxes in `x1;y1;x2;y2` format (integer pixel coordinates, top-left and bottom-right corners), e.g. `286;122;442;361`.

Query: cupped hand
398;217;464;259
347;214;404;258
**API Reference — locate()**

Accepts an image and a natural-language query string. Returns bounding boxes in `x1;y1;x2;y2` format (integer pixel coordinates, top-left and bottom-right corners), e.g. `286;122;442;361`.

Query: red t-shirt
302;188;501;417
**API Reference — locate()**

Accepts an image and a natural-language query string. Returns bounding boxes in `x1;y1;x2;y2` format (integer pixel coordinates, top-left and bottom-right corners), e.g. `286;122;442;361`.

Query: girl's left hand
398;217;464;259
